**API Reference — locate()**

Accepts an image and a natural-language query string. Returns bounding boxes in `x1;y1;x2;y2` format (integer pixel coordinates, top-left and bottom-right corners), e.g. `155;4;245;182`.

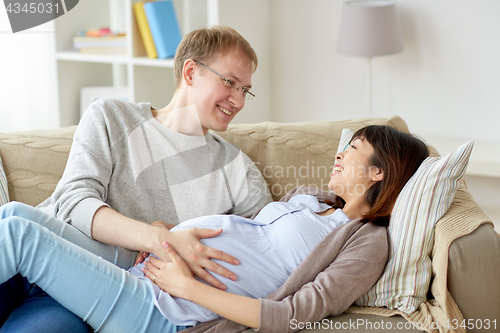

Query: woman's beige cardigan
182;186;389;333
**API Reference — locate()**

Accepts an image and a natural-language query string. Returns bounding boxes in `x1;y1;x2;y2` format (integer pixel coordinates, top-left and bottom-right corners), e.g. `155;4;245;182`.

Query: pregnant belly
173;215;290;299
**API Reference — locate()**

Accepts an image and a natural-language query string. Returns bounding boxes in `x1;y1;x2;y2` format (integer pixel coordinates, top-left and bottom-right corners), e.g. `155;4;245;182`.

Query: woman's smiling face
329;137;382;201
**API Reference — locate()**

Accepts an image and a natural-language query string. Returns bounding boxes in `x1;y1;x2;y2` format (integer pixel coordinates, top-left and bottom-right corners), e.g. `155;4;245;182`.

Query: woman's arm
184;278;260;329
257;223;388;333
143;242;260;329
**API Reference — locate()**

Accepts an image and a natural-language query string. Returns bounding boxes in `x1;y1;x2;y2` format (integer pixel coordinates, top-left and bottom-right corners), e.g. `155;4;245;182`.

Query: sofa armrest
0;127;76;206
447;223;500;333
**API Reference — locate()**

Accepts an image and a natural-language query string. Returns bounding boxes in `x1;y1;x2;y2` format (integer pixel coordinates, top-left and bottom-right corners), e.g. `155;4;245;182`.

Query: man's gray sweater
38;98;272;237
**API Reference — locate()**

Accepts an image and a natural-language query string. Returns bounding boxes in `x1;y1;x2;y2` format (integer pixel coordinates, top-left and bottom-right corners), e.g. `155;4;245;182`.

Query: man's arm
92;206;159;253
54;102;239;289
92;206;239;289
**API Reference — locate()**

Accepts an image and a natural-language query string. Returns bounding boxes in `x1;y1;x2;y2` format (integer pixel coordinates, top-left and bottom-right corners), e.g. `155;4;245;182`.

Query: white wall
219;0;272;125
270;0;500;144
0;1;270;131
2;1;500;136
465;174;500;231
0;9;59;131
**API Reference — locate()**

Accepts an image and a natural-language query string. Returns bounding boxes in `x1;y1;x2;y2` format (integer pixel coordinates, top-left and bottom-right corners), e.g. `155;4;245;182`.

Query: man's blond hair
173;25;258;89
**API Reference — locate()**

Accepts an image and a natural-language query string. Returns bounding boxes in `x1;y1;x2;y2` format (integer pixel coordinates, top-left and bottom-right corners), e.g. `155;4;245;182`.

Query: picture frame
80;86;130;118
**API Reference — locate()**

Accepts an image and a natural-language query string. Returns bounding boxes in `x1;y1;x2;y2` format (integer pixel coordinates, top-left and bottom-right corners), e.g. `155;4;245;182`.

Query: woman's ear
182;59;196;86
372;168;384;182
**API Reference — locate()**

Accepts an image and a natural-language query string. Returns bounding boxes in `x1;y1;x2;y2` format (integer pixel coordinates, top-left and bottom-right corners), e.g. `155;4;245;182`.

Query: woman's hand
134;251;150;265
144;241;260;329
162;227;240;290
143;242;195;298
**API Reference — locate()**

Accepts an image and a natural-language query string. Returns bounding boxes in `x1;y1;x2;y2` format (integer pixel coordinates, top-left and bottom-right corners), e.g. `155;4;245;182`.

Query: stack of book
73;28;127;55
133;0;182;59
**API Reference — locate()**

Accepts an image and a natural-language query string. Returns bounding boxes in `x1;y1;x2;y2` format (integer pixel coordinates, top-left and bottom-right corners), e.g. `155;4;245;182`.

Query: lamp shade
337;0;403;57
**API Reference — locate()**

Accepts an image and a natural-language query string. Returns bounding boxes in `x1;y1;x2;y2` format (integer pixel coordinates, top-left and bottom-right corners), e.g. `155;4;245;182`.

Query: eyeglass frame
193;60;255;101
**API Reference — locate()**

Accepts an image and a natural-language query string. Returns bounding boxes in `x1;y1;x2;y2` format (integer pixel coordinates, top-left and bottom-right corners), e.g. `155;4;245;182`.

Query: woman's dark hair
332;125;429;226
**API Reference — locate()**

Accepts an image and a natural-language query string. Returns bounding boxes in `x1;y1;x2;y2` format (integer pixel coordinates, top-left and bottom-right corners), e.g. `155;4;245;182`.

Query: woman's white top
128;194;351;326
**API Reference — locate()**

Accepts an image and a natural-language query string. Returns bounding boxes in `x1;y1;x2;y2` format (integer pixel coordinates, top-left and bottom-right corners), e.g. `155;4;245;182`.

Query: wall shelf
53;0;271;127
55;51;130;64
53;0;217;126
131;57;175;68
55;52;176;68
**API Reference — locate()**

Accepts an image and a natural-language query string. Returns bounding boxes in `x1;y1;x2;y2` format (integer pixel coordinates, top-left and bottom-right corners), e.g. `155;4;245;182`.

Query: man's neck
152;93;206;136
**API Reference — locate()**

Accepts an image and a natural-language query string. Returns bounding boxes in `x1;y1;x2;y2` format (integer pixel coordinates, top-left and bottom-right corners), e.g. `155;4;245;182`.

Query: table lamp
337;0;403;117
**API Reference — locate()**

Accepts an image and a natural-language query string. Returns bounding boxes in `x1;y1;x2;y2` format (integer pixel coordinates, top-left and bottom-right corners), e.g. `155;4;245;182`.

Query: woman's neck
341;197;370;221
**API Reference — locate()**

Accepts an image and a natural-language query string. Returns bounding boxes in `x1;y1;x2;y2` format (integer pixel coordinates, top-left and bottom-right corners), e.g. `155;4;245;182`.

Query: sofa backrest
215;115;416;201
0;115;429;205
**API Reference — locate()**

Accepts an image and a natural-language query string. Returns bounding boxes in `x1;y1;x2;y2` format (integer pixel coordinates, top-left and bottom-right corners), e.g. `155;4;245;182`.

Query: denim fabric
2;201;137;270
0;274;92;333
0;202;189;333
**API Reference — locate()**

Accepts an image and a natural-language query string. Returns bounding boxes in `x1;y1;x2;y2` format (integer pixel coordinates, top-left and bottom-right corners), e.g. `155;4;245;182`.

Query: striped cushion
0;155;9;206
336;129;474;314
336;128;354;154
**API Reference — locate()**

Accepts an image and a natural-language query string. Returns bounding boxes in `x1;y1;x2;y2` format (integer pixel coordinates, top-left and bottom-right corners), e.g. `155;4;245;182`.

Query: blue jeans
0;202;189;332
0;274;92;333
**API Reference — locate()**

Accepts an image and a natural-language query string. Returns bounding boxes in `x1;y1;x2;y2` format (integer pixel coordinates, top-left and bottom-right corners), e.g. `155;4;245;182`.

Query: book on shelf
133;0;158;58
72;28;127;54
143;0;182;59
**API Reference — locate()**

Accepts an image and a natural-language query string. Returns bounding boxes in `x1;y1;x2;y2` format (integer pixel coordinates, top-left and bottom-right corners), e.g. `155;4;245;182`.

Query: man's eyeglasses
194;60;255;101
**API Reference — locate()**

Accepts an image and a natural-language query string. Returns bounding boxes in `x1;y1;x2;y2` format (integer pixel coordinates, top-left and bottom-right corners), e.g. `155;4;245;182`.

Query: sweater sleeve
49;100;114;237
257;223;389;333
228;152;273;218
